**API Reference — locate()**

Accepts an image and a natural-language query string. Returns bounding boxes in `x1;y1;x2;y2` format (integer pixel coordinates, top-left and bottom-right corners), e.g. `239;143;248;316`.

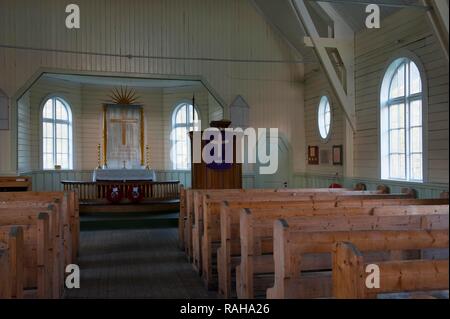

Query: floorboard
65;228;217;299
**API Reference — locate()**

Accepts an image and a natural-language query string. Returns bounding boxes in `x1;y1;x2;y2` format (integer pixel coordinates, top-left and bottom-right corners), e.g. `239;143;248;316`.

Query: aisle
65;228;217;299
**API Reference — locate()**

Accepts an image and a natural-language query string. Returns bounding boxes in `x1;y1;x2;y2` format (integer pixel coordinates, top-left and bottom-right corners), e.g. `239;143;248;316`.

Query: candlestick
97;144;102;169
145;145;151;170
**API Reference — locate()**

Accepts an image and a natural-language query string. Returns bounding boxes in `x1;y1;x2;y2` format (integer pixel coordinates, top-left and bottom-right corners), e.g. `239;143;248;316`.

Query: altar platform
62;180;180;214
92;168;156;182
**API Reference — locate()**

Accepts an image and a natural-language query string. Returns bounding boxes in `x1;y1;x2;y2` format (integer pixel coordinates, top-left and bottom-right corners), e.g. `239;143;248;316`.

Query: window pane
390;154;405;179
410;100;422;127
410;127;422;153
55;100;68;121
43;138;53;154
43;153;53;169
43;122;53;138
60;156;69;170
176;105;186;124
57;138;69;154
42;98;72;170
318;97;331;139
389;64;405;99
43;99;53;119
56;123;68;139
175;127;187;141
389;103;405;129
409;62;422;95
389;129;405;153
411;153;423;181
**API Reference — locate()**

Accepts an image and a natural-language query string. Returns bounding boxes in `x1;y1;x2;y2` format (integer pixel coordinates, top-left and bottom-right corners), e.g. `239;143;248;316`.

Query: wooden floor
65;227;217;299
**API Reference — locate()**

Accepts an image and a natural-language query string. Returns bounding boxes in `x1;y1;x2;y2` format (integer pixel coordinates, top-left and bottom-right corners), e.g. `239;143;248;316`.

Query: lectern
189;120;242;189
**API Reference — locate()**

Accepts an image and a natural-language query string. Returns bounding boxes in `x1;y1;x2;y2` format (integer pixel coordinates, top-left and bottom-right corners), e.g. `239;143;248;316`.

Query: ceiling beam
291;0;356;131
421;0;449;62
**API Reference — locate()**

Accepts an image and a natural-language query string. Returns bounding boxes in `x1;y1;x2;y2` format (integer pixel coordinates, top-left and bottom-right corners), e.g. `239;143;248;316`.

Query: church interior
0;0;449;301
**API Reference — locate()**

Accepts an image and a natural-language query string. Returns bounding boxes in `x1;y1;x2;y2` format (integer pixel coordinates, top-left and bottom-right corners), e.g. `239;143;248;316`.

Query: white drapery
106;105;142;169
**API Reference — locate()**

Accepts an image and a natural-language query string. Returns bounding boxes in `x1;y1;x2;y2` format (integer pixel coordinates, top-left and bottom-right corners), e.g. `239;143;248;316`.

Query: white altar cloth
92;169;156;182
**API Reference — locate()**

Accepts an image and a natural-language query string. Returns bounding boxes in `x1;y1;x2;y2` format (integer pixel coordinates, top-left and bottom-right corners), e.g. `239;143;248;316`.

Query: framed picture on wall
308;146;319;165
332;145;343;165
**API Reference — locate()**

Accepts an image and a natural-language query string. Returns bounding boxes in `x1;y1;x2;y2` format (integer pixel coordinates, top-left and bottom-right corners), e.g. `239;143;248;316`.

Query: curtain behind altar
106;105;142;169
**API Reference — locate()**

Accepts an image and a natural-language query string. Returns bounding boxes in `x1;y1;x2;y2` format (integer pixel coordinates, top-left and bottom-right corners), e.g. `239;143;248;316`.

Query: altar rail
61;180;180;202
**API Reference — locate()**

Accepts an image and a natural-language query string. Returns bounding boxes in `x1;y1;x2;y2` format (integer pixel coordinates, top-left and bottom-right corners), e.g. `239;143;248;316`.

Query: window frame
170;101;200;170
317;95;332;142
379;53;428;183
40;95;73;170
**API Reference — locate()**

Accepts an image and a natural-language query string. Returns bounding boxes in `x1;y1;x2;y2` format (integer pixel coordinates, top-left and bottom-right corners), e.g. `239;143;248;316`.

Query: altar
93;169;156;182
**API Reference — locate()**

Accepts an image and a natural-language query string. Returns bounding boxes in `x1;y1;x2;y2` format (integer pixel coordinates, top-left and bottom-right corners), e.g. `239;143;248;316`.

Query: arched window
380;57;423;182
171;102;199;170
318;96;331;140
42;97;73;169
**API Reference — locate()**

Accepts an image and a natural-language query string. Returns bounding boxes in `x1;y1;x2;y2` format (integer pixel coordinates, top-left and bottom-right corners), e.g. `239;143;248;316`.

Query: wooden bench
179;185;186;250
198;192;416;289
0;248;11;298
218;199;448;298
0;212;53;298
0;191;78;298
266;217;449;299
181;187;363;258
0;226;23;299
333;240;449;299
0;176;32;192
0;191;79;265
239;207;449;298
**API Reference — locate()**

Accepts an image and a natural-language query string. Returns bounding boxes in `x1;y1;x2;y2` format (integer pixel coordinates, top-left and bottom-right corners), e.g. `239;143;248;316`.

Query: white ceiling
252;0;423;58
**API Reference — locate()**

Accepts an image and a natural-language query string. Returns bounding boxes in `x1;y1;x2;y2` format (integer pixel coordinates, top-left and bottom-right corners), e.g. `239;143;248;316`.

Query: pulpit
189;120;242;189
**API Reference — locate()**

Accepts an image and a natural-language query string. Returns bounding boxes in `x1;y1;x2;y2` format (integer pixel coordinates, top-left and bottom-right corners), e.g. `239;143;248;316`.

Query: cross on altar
110;111;138;145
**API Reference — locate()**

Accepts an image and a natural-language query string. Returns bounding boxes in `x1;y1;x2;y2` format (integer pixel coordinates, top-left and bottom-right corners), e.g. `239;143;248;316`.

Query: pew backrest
266;220;449;299
0;225;24;298
333;241;449;298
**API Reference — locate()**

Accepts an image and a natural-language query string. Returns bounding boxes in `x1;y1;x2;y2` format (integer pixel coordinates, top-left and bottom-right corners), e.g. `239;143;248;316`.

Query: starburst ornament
108;86;140;105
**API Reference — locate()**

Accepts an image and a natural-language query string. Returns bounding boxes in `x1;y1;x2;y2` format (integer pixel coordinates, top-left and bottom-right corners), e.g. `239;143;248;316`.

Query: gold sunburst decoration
108;86;140;105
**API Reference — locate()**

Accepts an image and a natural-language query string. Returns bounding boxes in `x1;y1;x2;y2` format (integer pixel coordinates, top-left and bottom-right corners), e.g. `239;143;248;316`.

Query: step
80;212;179;231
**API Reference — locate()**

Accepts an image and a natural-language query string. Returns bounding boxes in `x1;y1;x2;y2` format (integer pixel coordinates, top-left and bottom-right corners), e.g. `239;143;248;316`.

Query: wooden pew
0;176;32;192
239;208;449;299
195;190;407;269
181;187;361;259
0;191;79;264
0;226;23;298
198;192;416;289
0;193;74;299
0;211;53;298
266;218;449;299
0;200;65;298
0;248;11;298
179;185;186;250
333;241;449;299
217;199;448;298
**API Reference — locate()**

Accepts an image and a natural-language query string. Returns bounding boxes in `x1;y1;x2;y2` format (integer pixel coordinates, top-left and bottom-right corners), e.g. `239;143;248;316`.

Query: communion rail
61;180;180;202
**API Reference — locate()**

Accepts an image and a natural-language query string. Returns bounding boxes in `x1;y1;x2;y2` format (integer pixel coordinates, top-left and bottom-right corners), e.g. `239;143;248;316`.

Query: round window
318;96;331;140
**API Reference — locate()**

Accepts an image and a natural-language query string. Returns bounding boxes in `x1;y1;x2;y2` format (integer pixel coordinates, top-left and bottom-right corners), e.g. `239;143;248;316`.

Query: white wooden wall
0;0;305;174
17;76;219;171
304;8;448;188
303;64;345;176
354;9;448;185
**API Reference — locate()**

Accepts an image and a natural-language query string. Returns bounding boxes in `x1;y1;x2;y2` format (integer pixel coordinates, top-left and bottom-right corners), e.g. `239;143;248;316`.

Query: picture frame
308;146;319;165
332;145;343;165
